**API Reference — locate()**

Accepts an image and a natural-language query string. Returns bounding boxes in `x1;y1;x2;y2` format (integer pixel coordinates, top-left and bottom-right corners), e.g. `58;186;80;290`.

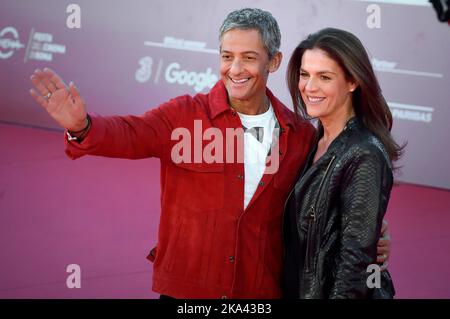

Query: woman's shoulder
343;125;391;167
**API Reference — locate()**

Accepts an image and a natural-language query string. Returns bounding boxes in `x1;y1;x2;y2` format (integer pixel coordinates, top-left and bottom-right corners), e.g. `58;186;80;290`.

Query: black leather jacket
283;117;395;299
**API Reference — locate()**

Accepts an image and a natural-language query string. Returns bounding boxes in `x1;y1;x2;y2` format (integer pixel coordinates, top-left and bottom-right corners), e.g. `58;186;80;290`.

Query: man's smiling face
220;28;278;109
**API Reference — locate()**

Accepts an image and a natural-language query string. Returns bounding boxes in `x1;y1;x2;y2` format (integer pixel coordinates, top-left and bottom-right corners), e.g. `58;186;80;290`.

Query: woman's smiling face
299;48;357;122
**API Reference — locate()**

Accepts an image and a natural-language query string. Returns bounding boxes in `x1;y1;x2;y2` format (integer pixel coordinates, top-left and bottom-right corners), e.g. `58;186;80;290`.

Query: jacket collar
208;80;297;130
325;116;362;155
343;116;361;131
295;117;362;195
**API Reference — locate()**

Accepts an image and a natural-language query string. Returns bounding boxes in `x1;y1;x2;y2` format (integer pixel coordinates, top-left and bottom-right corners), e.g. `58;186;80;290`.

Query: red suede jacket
65;81;315;298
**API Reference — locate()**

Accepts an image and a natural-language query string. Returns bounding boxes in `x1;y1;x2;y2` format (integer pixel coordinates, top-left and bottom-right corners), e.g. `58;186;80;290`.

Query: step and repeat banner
1;0;449;189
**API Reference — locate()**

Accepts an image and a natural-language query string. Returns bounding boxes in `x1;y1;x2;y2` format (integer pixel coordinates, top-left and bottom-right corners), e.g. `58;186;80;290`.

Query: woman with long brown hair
283;28;404;298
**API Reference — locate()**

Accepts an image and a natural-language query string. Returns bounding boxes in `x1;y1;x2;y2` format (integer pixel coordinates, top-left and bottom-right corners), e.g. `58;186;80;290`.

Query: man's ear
268;51;282;73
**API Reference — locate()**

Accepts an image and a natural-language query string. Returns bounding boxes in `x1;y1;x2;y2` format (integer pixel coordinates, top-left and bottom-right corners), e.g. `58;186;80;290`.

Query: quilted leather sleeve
329;146;393;298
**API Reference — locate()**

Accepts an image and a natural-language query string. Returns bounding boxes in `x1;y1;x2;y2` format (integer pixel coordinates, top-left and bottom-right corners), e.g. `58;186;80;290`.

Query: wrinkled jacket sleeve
329;147;393;298
65;98;184;160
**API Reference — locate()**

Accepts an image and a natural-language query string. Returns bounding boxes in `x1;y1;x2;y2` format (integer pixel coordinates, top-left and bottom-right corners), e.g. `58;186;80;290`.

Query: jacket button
237;174;244;180
279;150;283;155
229;256;235;262
231;111;236;116
281;127;286;133
259;181;264;186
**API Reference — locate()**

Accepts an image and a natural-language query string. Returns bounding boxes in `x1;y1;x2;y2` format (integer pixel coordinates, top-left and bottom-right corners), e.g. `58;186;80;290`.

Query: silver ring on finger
44;92;52;100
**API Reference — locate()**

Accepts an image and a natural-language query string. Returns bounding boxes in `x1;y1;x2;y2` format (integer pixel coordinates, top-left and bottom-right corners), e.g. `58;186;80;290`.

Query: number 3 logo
135;56;153;83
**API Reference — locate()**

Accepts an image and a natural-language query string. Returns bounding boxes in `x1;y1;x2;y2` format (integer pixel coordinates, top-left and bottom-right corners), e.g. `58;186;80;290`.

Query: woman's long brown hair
287;27;405;163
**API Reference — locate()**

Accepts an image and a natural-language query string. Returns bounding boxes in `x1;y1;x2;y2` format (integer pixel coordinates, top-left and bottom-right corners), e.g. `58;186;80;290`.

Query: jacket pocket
166;161;225;212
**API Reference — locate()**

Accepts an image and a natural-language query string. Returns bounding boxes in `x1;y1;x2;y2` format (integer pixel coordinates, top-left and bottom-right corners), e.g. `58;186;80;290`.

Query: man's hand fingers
69;81;83;104
30;72;51;97
43;67;68;90
378;240;389;254
377;253;388;264
378;237;390;247
377;234;390;266
40;72;58;93
381;219;388;234
30;88;48;109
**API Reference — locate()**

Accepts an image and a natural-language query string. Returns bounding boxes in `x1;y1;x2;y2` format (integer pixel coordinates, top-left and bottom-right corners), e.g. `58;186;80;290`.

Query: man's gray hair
219;8;281;59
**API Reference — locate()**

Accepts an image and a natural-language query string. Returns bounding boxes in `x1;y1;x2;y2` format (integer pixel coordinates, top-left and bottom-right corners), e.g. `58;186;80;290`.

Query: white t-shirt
237;104;278;209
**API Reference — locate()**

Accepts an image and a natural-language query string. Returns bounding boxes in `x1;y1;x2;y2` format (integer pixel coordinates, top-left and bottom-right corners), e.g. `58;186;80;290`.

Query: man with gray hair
30;8;390;298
